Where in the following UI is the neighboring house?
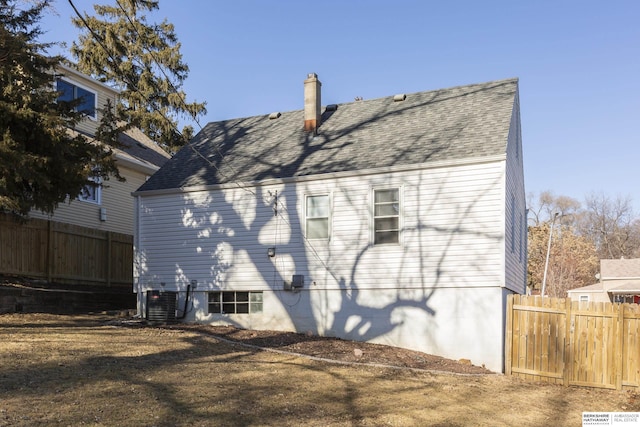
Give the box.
[0,65,171,312]
[28,64,171,235]
[568,259,640,304]
[133,74,527,372]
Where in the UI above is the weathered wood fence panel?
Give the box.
[0,213,132,287]
[505,294,640,391]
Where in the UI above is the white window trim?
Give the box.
[56,77,98,121]
[304,193,332,240]
[371,186,402,246]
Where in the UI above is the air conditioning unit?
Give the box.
[146,290,177,324]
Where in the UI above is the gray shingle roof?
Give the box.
[137,78,518,192]
[116,127,171,169]
[601,258,640,279]
[70,126,170,170]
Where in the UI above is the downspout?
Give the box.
[177,284,191,320]
[133,194,142,317]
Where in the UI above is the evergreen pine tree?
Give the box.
[71,0,206,154]
[0,0,120,217]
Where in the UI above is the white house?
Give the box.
[133,74,527,372]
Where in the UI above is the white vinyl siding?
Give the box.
[136,160,505,293]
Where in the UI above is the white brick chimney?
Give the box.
[304,73,321,132]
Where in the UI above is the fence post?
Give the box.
[505,294,514,375]
[563,298,572,387]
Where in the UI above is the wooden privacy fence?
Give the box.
[505,294,640,390]
[0,213,132,287]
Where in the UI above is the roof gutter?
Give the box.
[115,152,161,175]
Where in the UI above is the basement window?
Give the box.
[208,291,263,314]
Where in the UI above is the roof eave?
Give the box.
[56,63,120,95]
[608,289,640,294]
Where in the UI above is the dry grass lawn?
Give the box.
[0,313,638,427]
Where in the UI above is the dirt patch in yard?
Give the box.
[1,313,638,427]
[169,323,493,375]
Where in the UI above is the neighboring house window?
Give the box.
[613,294,633,304]
[373,188,400,245]
[56,78,97,119]
[208,291,263,314]
[579,295,589,302]
[305,195,329,239]
[78,176,101,204]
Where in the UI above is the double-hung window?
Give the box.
[56,78,97,119]
[306,195,330,239]
[373,188,400,244]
